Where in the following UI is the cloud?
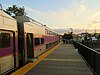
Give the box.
[76,4,87,16]
[25,6,71,28]
[25,5,88,29]
[24,0,100,34]
[2,0,100,34]
[54,28,100,34]
[91,10,100,19]
[53,28,88,34]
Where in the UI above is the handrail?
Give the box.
[73,41,100,75]
[75,41,100,54]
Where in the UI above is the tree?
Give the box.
[62,33,73,40]
[97,34,100,40]
[4,5,26,16]
[62,33,67,39]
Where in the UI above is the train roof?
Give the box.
[0,10,15,20]
[15,16,59,35]
[0,10,17,31]
[15,16,44,26]
[43,25,60,34]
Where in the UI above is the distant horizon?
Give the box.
[53,28,100,34]
[1,0,100,34]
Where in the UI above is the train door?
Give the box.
[0,30,15,74]
[27,33,34,59]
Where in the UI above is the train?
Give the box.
[0,10,60,74]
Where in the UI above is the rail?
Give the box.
[73,41,100,75]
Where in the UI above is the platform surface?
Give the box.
[25,44,93,75]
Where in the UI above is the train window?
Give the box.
[46,44,49,49]
[45,29,47,34]
[41,38,44,44]
[47,30,48,34]
[35,38,40,46]
[0,33,10,48]
[48,31,50,34]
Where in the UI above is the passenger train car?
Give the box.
[0,10,18,74]
[0,10,60,74]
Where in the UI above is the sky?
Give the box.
[1,0,100,34]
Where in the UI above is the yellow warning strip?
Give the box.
[11,43,61,75]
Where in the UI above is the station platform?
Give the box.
[11,43,93,75]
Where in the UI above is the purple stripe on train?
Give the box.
[0,37,14,57]
[43,36,59,43]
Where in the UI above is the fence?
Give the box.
[73,41,100,75]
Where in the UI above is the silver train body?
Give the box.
[0,10,60,74]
